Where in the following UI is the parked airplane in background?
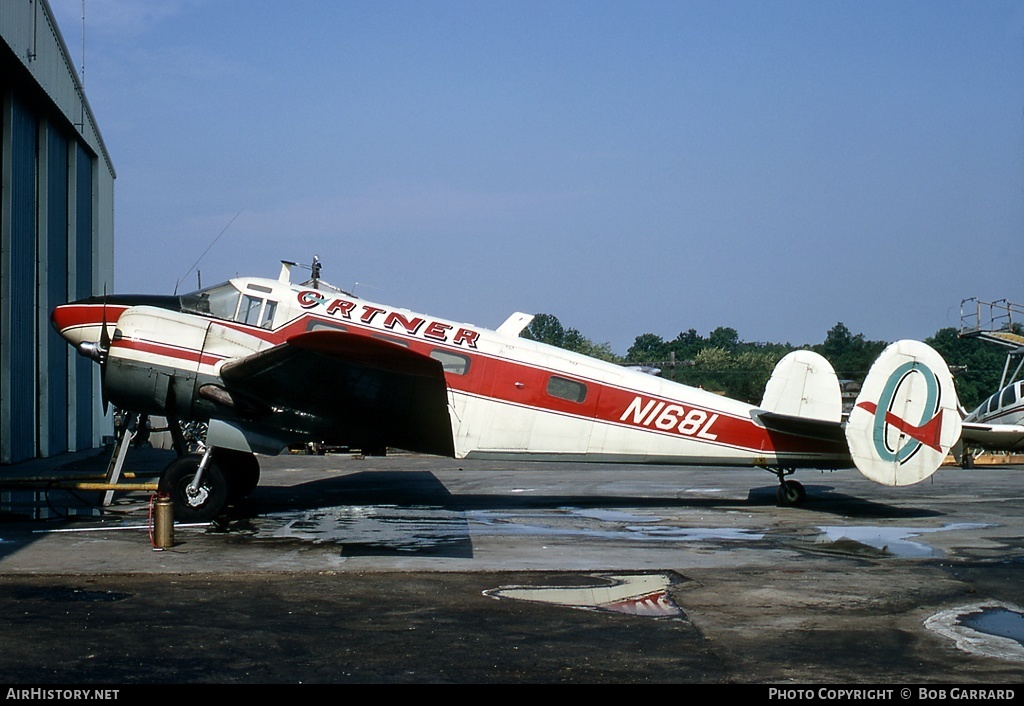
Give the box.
[960,381,1024,453]
[52,259,963,521]
[956,298,1024,458]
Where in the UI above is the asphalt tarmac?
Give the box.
[1,447,1023,686]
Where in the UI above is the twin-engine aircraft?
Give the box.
[960,381,1024,454]
[52,260,964,521]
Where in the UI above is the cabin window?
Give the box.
[547,375,587,403]
[1001,385,1017,409]
[373,334,409,348]
[307,319,348,333]
[430,349,470,376]
[239,295,265,326]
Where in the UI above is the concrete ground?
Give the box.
[0,447,1022,685]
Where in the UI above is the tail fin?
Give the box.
[761,349,842,422]
[845,340,962,486]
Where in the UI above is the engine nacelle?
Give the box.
[103,305,267,420]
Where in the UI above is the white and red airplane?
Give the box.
[51,259,963,521]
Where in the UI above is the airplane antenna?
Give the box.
[174,210,242,294]
[284,255,324,289]
[310,255,321,289]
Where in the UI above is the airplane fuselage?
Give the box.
[962,380,1024,452]
[52,274,852,469]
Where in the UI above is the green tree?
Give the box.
[925,327,1009,411]
[522,313,621,363]
[522,313,565,347]
[707,326,740,353]
[626,333,666,364]
[669,329,704,361]
[813,322,886,382]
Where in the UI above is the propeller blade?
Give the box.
[100,294,110,414]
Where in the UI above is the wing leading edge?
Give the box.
[960,422,1024,452]
[218,331,455,456]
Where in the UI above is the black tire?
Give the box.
[158,454,228,522]
[214,448,261,500]
[776,479,806,506]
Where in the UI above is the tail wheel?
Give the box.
[158,454,228,522]
[776,479,806,506]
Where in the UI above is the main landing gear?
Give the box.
[159,449,227,523]
[766,467,806,507]
[105,411,261,522]
[157,446,261,522]
[155,416,262,522]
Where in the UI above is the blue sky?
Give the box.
[48,0,1024,354]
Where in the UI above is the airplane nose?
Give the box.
[50,303,78,340]
[50,300,114,348]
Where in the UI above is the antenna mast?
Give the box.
[80,0,86,86]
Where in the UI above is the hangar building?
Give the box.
[0,1,114,464]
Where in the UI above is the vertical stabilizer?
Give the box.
[845,340,961,486]
[760,350,842,422]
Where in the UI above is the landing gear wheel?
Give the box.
[158,454,228,522]
[214,448,261,500]
[776,479,806,506]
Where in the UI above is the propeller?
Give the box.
[99,299,110,414]
[76,292,112,414]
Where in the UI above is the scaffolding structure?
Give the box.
[960,298,1024,390]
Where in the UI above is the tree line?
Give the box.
[521,313,1014,411]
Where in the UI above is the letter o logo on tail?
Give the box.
[846,341,962,486]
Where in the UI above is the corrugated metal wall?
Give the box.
[46,125,69,453]
[73,141,93,450]
[1,0,115,464]
[7,96,37,462]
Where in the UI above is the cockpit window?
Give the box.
[260,300,277,329]
[180,283,277,329]
[237,294,278,328]
[239,294,264,326]
[180,283,240,320]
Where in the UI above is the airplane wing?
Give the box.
[217,331,455,456]
[959,422,1024,452]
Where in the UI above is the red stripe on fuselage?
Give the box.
[111,338,226,368]
[99,307,845,458]
[254,312,845,456]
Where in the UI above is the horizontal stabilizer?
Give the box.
[757,411,847,444]
[845,340,961,486]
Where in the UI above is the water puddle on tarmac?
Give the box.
[263,505,470,554]
[926,602,1024,662]
[812,523,991,558]
[254,505,763,553]
[484,572,683,617]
